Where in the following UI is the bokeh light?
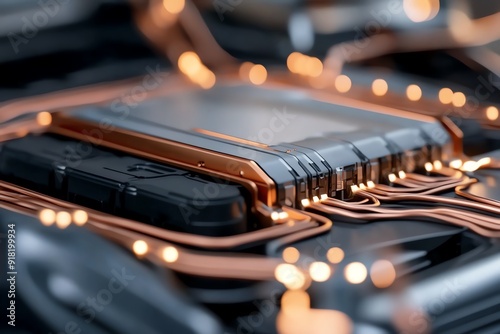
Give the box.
[178,51,201,76]
[449,159,463,169]
[438,87,453,104]
[370,260,397,288]
[305,57,323,77]
[404,0,440,23]
[326,247,345,264]
[452,92,466,107]
[39,209,56,226]
[334,75,352,93]
[36,111,52,126]
[281,289,310,316]
[275,263,307,290]
[72,210,88,226]
[55,211,72,229]
[344,262,367,284]
[133,240,149,256]
[283,247,300,264]
[248,64,268,85]
[162,246,179,263]
[372,79,388,96]
[163,0,185,14]
[277,308,353,334]
[309,262,332,282]
[406,84,422,101]
[486,106,499,121]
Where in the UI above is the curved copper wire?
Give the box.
[311,202,500,238]
[0,180,333,279]
[358,190,500,215]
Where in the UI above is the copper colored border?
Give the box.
[49,112,278,207]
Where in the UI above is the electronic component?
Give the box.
[48,82,451,208]
[0,134,249,236]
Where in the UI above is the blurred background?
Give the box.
[1,0,499,154]
[0,0,499,96]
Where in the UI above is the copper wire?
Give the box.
[404,172,456,183]
[455,184,500,208]
[310,167,499,239]
[89,221,280,280]
[358,190,500,215]
[0,198,280,280]
[0,181,335,281]
[322,194,380,208]
[374,178,471,195]
[393,177,463,189]
[0,180,323,250]
[0,180,334,266]
[266,208,332,254]
[311,202,500,238]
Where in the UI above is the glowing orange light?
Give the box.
[288,52,324,78]
[461,160,479,172]
[275,264,306,290]
[335,75,351,93]
[287,52,302,74]
[406,84,422,101]
[133,240,148,256]
[438,88,453,104]
[178,51,201,76]
[309,262,331,282]
[239,62,254,81]
[370,260,396,288]
[449,159,463,169]
[280,290,310,316]
[403,0,440,23]
[278,212,288,220]
[478,157,491,168]
[277,308,353,334]
[275,263,296,281]
[326,247,345,264]
[295,54,309,76]
[452,92,466,107]
[163,0,185,14]
[283,247,300,264]
[486,106,499,121]
[305,57,323,78]
[39,209,56,226]
[198,69,216,90]
[388,174,397,182]
[162,246,179,263]
[72,210,88,226]
[344,262,367,284]
[55,211,71,229]
[150,0,177,28]
[36,111,52,126]
[248,64,267,85]
[372,79,388,96]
